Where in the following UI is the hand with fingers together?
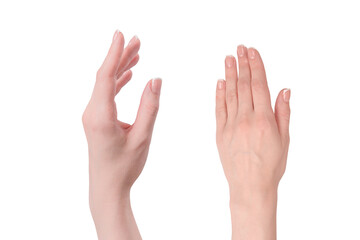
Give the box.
[82,30,162,240]
[216,45,291,240]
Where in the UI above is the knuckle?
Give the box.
[251,79,266,91]
[96,69,103,79]
[216,93,224,100]
[144,102,159,116]
[82,108,91,127]
[88,120,112,133]
[226,91,238,102]
[285,134,290,144]
[237,115,251,129]
[96,68,113,80]
[82,110,112,133]
[255,112,272,130]
[82,112,88,126]
[238,79,250,89]
[216,104,227,115]
[276,108,291,121]
[216,95,224,104]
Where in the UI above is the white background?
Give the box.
[0,0,359,239]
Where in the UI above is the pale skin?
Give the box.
[82,30,162,240]
[83,30,291,240]
[216,45,291,239]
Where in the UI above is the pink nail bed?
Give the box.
[225,56,234,67]
[248,48,256,60]
[113,29,119,42]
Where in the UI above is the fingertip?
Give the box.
[225,55,236,68]
[150,78,162,95]
[133,54,140,63]
[217,79,225,90]
[282,88,291,103]
[237,44,246,57]
[115,69,134,95]
[129,35,141,48]
[275,88,291,144]
[124,69,132,78]
[216,78,227,128]
[134,35,141,46]
[248,47,257,60]
[276,88,291,107]
[113,30,124,43]
[113,29,119,42]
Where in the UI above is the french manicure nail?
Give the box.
[129,35,139,45]
[217,80,224,90]
[238,45,245,57]
[248,48,256,60]
[283,88,291,102]
[151,78,162,94]
[113,29,120,42]
[225,56,234,67]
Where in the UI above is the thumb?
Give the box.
[275,88,291,144]
[132,78,162,139]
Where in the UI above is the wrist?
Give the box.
[229,186,278,240]
[90,194,139,240]
[229,184,278,209]
[89,184,131,213]
[89,162,133,209]
[88,179,141,240]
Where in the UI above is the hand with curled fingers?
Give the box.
[82,30,162,240]
[216,45,291,240]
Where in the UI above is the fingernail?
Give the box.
[113,29,120,42]
[283,88,291,102]
[238,45,245,57]
[151,78,162,94]
[225,56,234,67]
[248,48,256,60]
[129,35,139,45]
[217,80,224,90]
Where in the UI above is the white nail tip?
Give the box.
[283,88,291,101]
[113,30,120,41]
[130,35,139,44]
[151,78,161,87]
